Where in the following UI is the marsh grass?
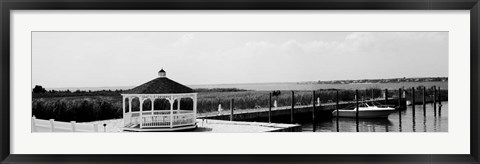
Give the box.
[32,87,447,122]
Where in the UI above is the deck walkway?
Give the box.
[198,98,403,120]
[33,118,301,132]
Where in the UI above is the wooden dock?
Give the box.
[195,119,301,132]
[198,98,404,121]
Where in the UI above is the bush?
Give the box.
[32,96,122,122]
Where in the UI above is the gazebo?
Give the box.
[122,69,197,132]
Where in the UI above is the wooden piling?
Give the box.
[398,114,402,132]
[269,92,272,123]
[438,87,441,104]
[423,86,426,116]
[384,89,388,105]
[336,90,339,132]
[398,88,402,109]
[412,87,416,132]
[398,102,402,132]
[291,91,294,123]
[412,87,415,116]
[397,89,402,128]
[312,91,316,120]
[355,89,359,132]
[312,91,316,132]
[230,98,234,121]
[438,87,442,116]
[433,86,437,116]
[371,89,374,100]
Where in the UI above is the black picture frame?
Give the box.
[1,0,479,163]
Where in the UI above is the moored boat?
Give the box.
[332,102,396,118]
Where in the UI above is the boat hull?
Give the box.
[332,109,395,118]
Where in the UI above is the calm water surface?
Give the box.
[303,102,448,132]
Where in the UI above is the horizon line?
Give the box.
[39,76,448,90]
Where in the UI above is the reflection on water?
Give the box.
[303,102,448,132]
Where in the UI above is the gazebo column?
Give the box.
[177,99,181,111]
[128,97,132,126]
[122,96,126,125]
[193,94,197,123]
[140,97,144,128]
[128,98,132,114]
[151,98,155,114]
[170,98,175,128]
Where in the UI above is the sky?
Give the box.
[32,32,448,88]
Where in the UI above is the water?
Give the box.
[191,81,447,91]
[51,81,447,92]
[303,102,448,132]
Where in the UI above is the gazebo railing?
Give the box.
[141,114,171,127]
[124,110,195,128]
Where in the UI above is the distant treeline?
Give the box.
[32,86,447,122]
[311,77,448,84]
[33,89,124,98]
[193,88,249,92]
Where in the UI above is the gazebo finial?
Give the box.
[158,68,166,78]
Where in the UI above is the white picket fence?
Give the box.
[31,116,100,132]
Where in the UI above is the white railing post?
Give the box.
[31,116,37,132]
[49,119,55,132]
[94,123,99,132]
[70,121,76,132]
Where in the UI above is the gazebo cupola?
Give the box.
[121,69,197,132]
[158,68,166,78]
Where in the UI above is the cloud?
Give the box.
[169,33,195,47]
[173,32,447,60]
[341,32,447,51]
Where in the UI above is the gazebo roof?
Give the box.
[124,77,194,94]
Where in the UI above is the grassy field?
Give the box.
[32,87,447,122]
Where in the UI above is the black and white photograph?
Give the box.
[31,31,448,133]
